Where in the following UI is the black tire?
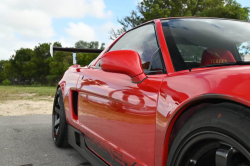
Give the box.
[167,103,250,166]
[52,87,69,148]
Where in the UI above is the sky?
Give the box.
[0,0,249,60]
[0,0,141,60]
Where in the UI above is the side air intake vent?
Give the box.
[72,91,78,117]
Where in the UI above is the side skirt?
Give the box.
[68,124,108,166]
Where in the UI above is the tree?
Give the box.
[4,48,34,81]
[53,41,62,47]
[49,51,72,76]
[3,61,15,80]
[32,43,51,78]
[110,0,250,39]
[0,60,7,83]
[100,43,105,50]
[48,42,72,75]
[75,40,104,66]
[77,52,99,67]
[0,40,105,85]
[0,60,7,72]
[75,40,105,49]
[22,61,37,80]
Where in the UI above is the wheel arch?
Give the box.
[163,93,250,164]
[57,81,66,98]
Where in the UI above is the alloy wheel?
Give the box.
[173,131,250,166]
[52,93,61,142]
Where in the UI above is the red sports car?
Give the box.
[52,18,250,166]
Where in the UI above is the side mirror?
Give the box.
[101,50,147,83]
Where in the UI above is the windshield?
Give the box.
[161,19,250,71]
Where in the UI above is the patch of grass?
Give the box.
[0,86,57,101]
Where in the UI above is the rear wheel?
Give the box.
[167,103,250,166]
[52,87,69,147]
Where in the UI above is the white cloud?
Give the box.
[0,35,47,60]
[61,21,122,48]
[0,4,55,40]
[0,0,113,60]
[0,2,55,59]
[1,0,113,19]
[98,21,122,45]
[64,22,98,46]
[101,22,122,33]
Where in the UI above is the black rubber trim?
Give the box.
[153,23,167,74]
[68,125,108,166]
[161,21,188,71]
[132,76,148,84]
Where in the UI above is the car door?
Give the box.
[77,24,166,166]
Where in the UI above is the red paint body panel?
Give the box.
[76,68,165,165]
[59,67,82,123]
[57,18,250,166]
[155,66,250,165]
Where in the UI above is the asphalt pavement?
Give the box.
[0,115,92,166]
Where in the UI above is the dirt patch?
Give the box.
[0,99,54,116]
[16,93,37,97]
[0,86,56,116]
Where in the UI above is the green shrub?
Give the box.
[2,79,11,85]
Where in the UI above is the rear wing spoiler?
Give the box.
[50,45,103,64]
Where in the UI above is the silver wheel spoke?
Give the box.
[56,127,59,135]
[54,115,57,122]
[54,118,60,127]
[216,145,234,166]
[55,106,60,115]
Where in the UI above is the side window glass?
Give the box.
[110,24,161,71]
[149,49,164,71]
